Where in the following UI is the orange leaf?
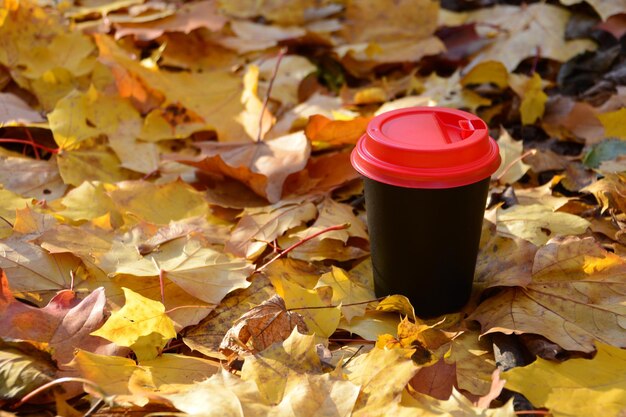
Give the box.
[304,114,371,145]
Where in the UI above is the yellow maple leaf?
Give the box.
[107,180,209,226]
[269,274,341,338]
[598,108,626,139]
[461,61,509,89]
[516,73,549,125]
[345,346,419,412]
[0,189,31,239]
[504,342,626,417]
[91,287,176,361]
[315,266,375,323]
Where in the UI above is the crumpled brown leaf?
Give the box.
[470,236,626,352]
[220,295,307,355]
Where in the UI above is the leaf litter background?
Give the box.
[0,0,625,415]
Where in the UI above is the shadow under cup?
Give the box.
[351,106,501,318]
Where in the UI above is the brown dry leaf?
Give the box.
[470,236,626,352]
[183,274,276,358]
[0,272,114,365]
[340,0,439,43]
[304,114,371,146]
[409,359,456,401]
[466,4,596,71]
[0,93,45,124]
[220,295,307,355]
[0,156,66,200]
[475,220,537,290]
[181,132,311,203]
[583,173,626,214]
[158,32,240,72]
[542,96,604,144]
[114,0,227,41]
[226,199,318,259]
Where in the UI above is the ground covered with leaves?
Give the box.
[0,0,625,415]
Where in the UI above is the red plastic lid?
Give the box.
[351,107,501,188]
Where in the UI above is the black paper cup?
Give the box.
[351,107,500,317]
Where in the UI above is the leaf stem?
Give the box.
[494,149,537,183]
[0,138,59,154]
[164,305,213,314]
[256,47,287,143]
[287,297,384,311]
[23,128,40,160]
[12,377,109,408]
[255,223,349,272]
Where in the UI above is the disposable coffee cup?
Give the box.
[351,107,501,318]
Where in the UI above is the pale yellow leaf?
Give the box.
[466,4,596,71]
[491,129,531,184]
[241,329,321,404]
[497,204,590,245]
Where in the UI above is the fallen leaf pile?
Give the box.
[1,0,625,415]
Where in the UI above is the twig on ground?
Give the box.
[256,47,287,143]
[255,223,349,273]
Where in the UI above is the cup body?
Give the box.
[364,176,490,317]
